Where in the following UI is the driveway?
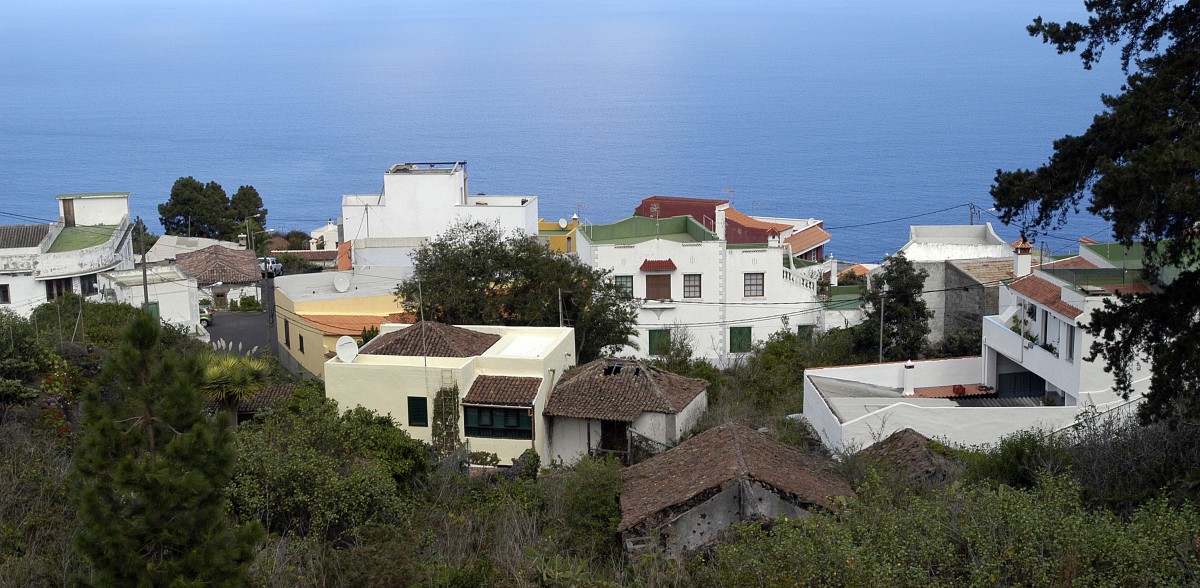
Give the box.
[206,310,270,356]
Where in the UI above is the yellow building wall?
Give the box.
[275,290,410,379]
[323,327,576,465]
[538,219,581,253]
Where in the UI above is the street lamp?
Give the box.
[877,282,889,363]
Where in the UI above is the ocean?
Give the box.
[0,0,1126,262]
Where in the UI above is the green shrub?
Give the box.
[237,296,263,312]
[229,299,240,311]
[962,429,1073,488]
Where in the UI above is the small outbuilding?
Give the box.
[619,423,852,557]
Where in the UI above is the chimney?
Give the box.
[902,359,915,396]
[715,203,729,240]
[1013,238,1033,277]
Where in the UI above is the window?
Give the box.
[143,301,160,320]
[284,319,291,349]
[45,278,72,301]
[743,273,764,297]
[730,326,752,353]
[1066,325,1076,361]
[408,397,429,427]
[0,284,9,304]
[464,406,531,439]
[648,329,671,356]
[299,335,305,353]
[1041,309,1049,343]
[645,275,671,300]
[613,275,633,296]
[79,273,98,296]
[683,274,702,298]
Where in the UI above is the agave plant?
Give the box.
[201,353,273,427]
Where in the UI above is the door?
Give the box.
[62,198,75,227]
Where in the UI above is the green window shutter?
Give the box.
[407,397,429,427]
[649,329,670,356]
[730,327,752,353]
[142,301,160,320]
[464,407,479,427]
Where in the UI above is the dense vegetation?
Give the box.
[2,298,1199,585]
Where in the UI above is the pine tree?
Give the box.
[854,252,932,362]
[73,313,262,586]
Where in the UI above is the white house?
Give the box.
[569,196,830,365]
[324,321,576,467]
[341,162,539,269]
[100,265,203,335]
[804,239,1153,452]
[309,220,339,251]
[0,193,134,316]
[542,357,708,465]
[174,245,261,309]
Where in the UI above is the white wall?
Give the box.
[104,272,200,330]
[548,416,600,465]
[0,274,44,317]
[62,195,128,225]
[674,390,707,438]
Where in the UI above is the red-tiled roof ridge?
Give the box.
[358,321,501,357]
[724,207,793,233]
[298,313,415,336]
[544,357,707,422]
[1036,256,1097,271]
[618,423,852,532]
[785,223,832,254]
[639,259,676,272]
[1007,273,1083,319]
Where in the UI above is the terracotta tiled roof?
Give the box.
[724,208,792,233]
[1008,274,1083,319]
[1104,283,1152,295]
[911,383,991,398]
[543,358,707,422]
[463,375,542,406]
[839,264,871,278]
[176,245,260,286]
[298,313,415,336]
[639,259,677,272]
[951,259,1014,285]
[1037,256,1098,271]
[358,321,501,357]
[1012,237,1034,252]
[0,224,50,249]
[337,241,352,271]
[855,428,958,484]
[785,224,832,255]
[619,423,853,532]
[206,383,298,414]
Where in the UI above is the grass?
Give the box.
[47,225,117,253]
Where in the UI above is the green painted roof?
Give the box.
[1082,242,1145,269]
[580,215,719,245]
[47,225,117,252]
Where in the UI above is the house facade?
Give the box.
[272,267,412,378]
[99,265,202,334]
[619,423,852,557]
[324,322,576,466]
[541,357,708,465]
[0,193,134,316]
[567,196,830,365]
[175,245,261,309]
[804,240,1153,452]
[340,162,539,269]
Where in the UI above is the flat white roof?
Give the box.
[274,266,410,303]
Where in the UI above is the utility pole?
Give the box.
[139,216,150,310]
[877,283,888,363]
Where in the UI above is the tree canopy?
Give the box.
[396,220,639,363]
[73,313,262,586]
[853,252,932,363]
[991,0,1200,423]
[158,177,268,241]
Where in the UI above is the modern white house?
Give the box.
[804,239,1153,452]
[566,196,830,365]
[340,162,539,270]
[100,265,203,336]
[324,321,576,466]
[0,193,134,316]
[542,357,708,465]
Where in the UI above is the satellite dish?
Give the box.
[335,336,359,363]
[333,273,351,293]
[558,218,568,229]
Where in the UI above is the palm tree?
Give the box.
[201,353,273,427]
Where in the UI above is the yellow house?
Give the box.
[324,321,576,466]
[537,217,582,253]
[272,267,413,378]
